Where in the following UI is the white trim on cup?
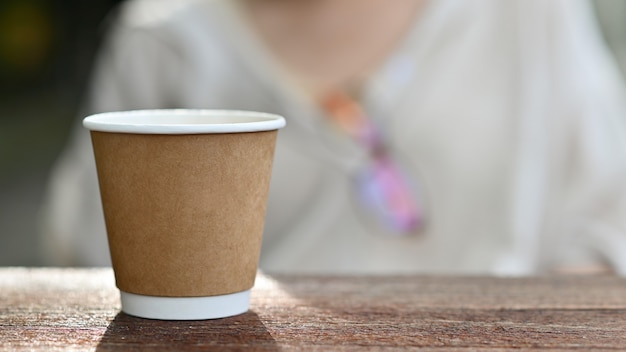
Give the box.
[120,289,251,320]
[83,109,286,134]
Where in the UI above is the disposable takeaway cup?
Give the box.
[83,109,285,320]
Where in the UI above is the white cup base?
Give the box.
[120,289,251,320]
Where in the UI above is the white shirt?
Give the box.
[41,0,626,275]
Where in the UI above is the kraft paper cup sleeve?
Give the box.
[85,110,284,299]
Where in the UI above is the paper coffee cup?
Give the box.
[83,109,285,320]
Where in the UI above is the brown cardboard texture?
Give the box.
[90,130,278,297]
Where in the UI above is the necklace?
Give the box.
[321,91,425,235]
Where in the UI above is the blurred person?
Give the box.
[40,0,626,275]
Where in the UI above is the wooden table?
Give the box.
[1,268,625,351]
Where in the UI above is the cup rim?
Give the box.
[83,109,286,134]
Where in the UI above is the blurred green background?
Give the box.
[0,0,123,265]
[0,0,625,266]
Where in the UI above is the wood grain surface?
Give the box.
[1,268,625,351]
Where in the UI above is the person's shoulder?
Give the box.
[115,0,216,31]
